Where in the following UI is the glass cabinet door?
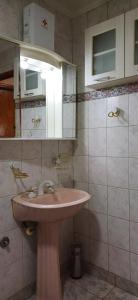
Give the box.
[125,8,138,77]
[85,14,124,86]
[25,69,38,91]
[93,29,116,75]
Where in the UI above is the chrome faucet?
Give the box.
[38,180,55,195]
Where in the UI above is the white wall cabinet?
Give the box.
[125,8,138,77]
[20,68,45,99]
[85,15,124,86]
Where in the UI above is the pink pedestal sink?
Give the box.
[12,188,90,300]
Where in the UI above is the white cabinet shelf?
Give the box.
[93,48,116,57]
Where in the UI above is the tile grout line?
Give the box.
[106,98,110,275]
[88,100,92,260]
[128,94,131,282]
[102,286,115,299]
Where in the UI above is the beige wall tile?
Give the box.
[90,212,108,243]
[107,0,130,18]
[89,184,107,214]
[108,216,129,251]
[130,222,138,255]
[74,155,88,182]
[130,0,138,9]
[91,240,108,270]
[0,228,22,269]
[0,260,23,299]
[109,246,130,280]
[89,157,107,185]
[131,253,138,283]
[74,129,89,156]
[89,128,106,157]
[87,4,108,27]
[107,157,128,188]
[108,187,129,220]
[130,190,138,222]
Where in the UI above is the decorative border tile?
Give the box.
[15,95,76,110]
[15,103,20,109]
[63,94,76,103]
[15,99,46,109]
[77,82,138,102]
[21,99,46,109]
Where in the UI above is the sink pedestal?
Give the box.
[37,222,62,300]
[12,188,90,299]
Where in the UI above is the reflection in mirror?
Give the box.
[20,56,62,139]
[20,56,76,139]
[0,39,20,137]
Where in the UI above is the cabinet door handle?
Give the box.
[24,93,34,96]
[94,76,115,82]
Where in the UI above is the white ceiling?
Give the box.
[44,0,108,17]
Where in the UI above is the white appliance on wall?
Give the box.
[23,3,55,51]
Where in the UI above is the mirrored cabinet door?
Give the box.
[85,14,124,86]
[19,56,77,139]
[93,29,116,75]
[125,8,138,77]
[0,36,76,140]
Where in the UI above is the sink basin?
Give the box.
[12,188,90,223]
[12,188,90,300]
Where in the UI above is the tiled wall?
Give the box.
[73,0,138,287]
[0,1,74,299]
[74,92,138,283]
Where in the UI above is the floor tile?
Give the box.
[104,287,138,300]
[64,280,100,299]
[71,274,113,298]
[27,278,138,300]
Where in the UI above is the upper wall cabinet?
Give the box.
[85,15,124,86]
[125,8,138,77]
[20,65,46,99]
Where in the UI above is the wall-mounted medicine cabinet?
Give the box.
[0,35,76,140]
[85,8,138,87]
[85,15,124,86]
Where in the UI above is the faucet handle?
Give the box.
[46,180,55,187]
[38,180,55,195]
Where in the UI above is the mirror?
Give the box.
[0,39,20,138]
[0,36,76,139]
